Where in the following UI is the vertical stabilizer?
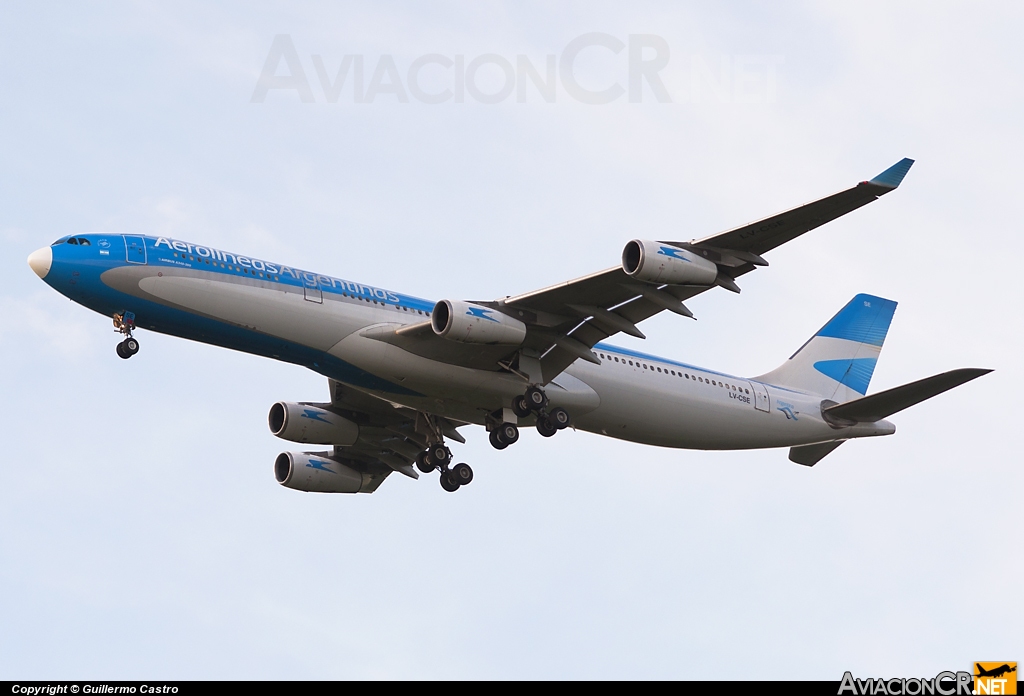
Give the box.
[756,294,897,402]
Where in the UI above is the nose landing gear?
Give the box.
[115,337,140,359]
[113,312,140,359]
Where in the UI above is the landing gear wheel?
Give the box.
[536,416,558,438]
[497,422,519,445]
[428,444,451,465]
[450,463,473,486]
[416,450,436,473]
[512,395,532,418]
[115,342,129,360]
[123,337,139,355]
[439,474,461,492]
[422,450,437,470]
[489,429,509,450]
[524,386,548,411]
[549,407,571,430]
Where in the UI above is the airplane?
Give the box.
[975,664,1017,679]
[26,157,991,494]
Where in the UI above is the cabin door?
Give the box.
[303,276,323,303]
[123,236,147,265]
[750,382,770,413]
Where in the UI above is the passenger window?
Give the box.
[67,238,79,245]
[77,238,91,246]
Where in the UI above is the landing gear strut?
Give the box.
[113,312,140,359]
[415,415,474,493]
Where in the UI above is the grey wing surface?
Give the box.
[317,380,468,487]
[363,159,914,384]
[498,158,915,381]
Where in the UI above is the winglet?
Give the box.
[868,158,915,189]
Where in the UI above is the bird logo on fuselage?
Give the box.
[776,401,799,420]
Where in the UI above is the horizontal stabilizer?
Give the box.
[789,440,845,467]
[824,368,991,423]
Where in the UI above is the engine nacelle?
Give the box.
[268,402,359,445]
[621,239,719,286]
[431,300,527,345]
[274,451,366,493]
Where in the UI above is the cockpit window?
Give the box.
[51,237,68,245]
[76,238,91,246]
[67,238,79,245]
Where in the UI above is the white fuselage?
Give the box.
[39,235,894,452]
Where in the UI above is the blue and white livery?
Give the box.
[26,158,990,493]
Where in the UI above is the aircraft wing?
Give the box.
[366,159,914,384]
[495,158,916,381]
[318,380,468,486]
[677,158,915,259]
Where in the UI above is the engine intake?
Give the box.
[622,240,718,286]
[274,451,366,493]
[268,402,359,445]
[431,300,527,345]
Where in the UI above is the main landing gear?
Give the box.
[489,386,571,449]
[414,436,474,493]
[113,312,140,360]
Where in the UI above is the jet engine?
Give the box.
[621,239,719,286]
[268,402,359,445]
[274,451,365,493]
[431,300,527,345]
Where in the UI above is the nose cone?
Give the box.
[28,246,52,279]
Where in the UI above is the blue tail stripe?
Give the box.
[815,294,897,347]
[813,358,878,395]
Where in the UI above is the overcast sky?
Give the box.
[1,1,1020,680]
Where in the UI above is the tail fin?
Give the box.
[756,294,898,402]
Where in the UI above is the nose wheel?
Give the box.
[116,338,140,360]
[113,312,140,359]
